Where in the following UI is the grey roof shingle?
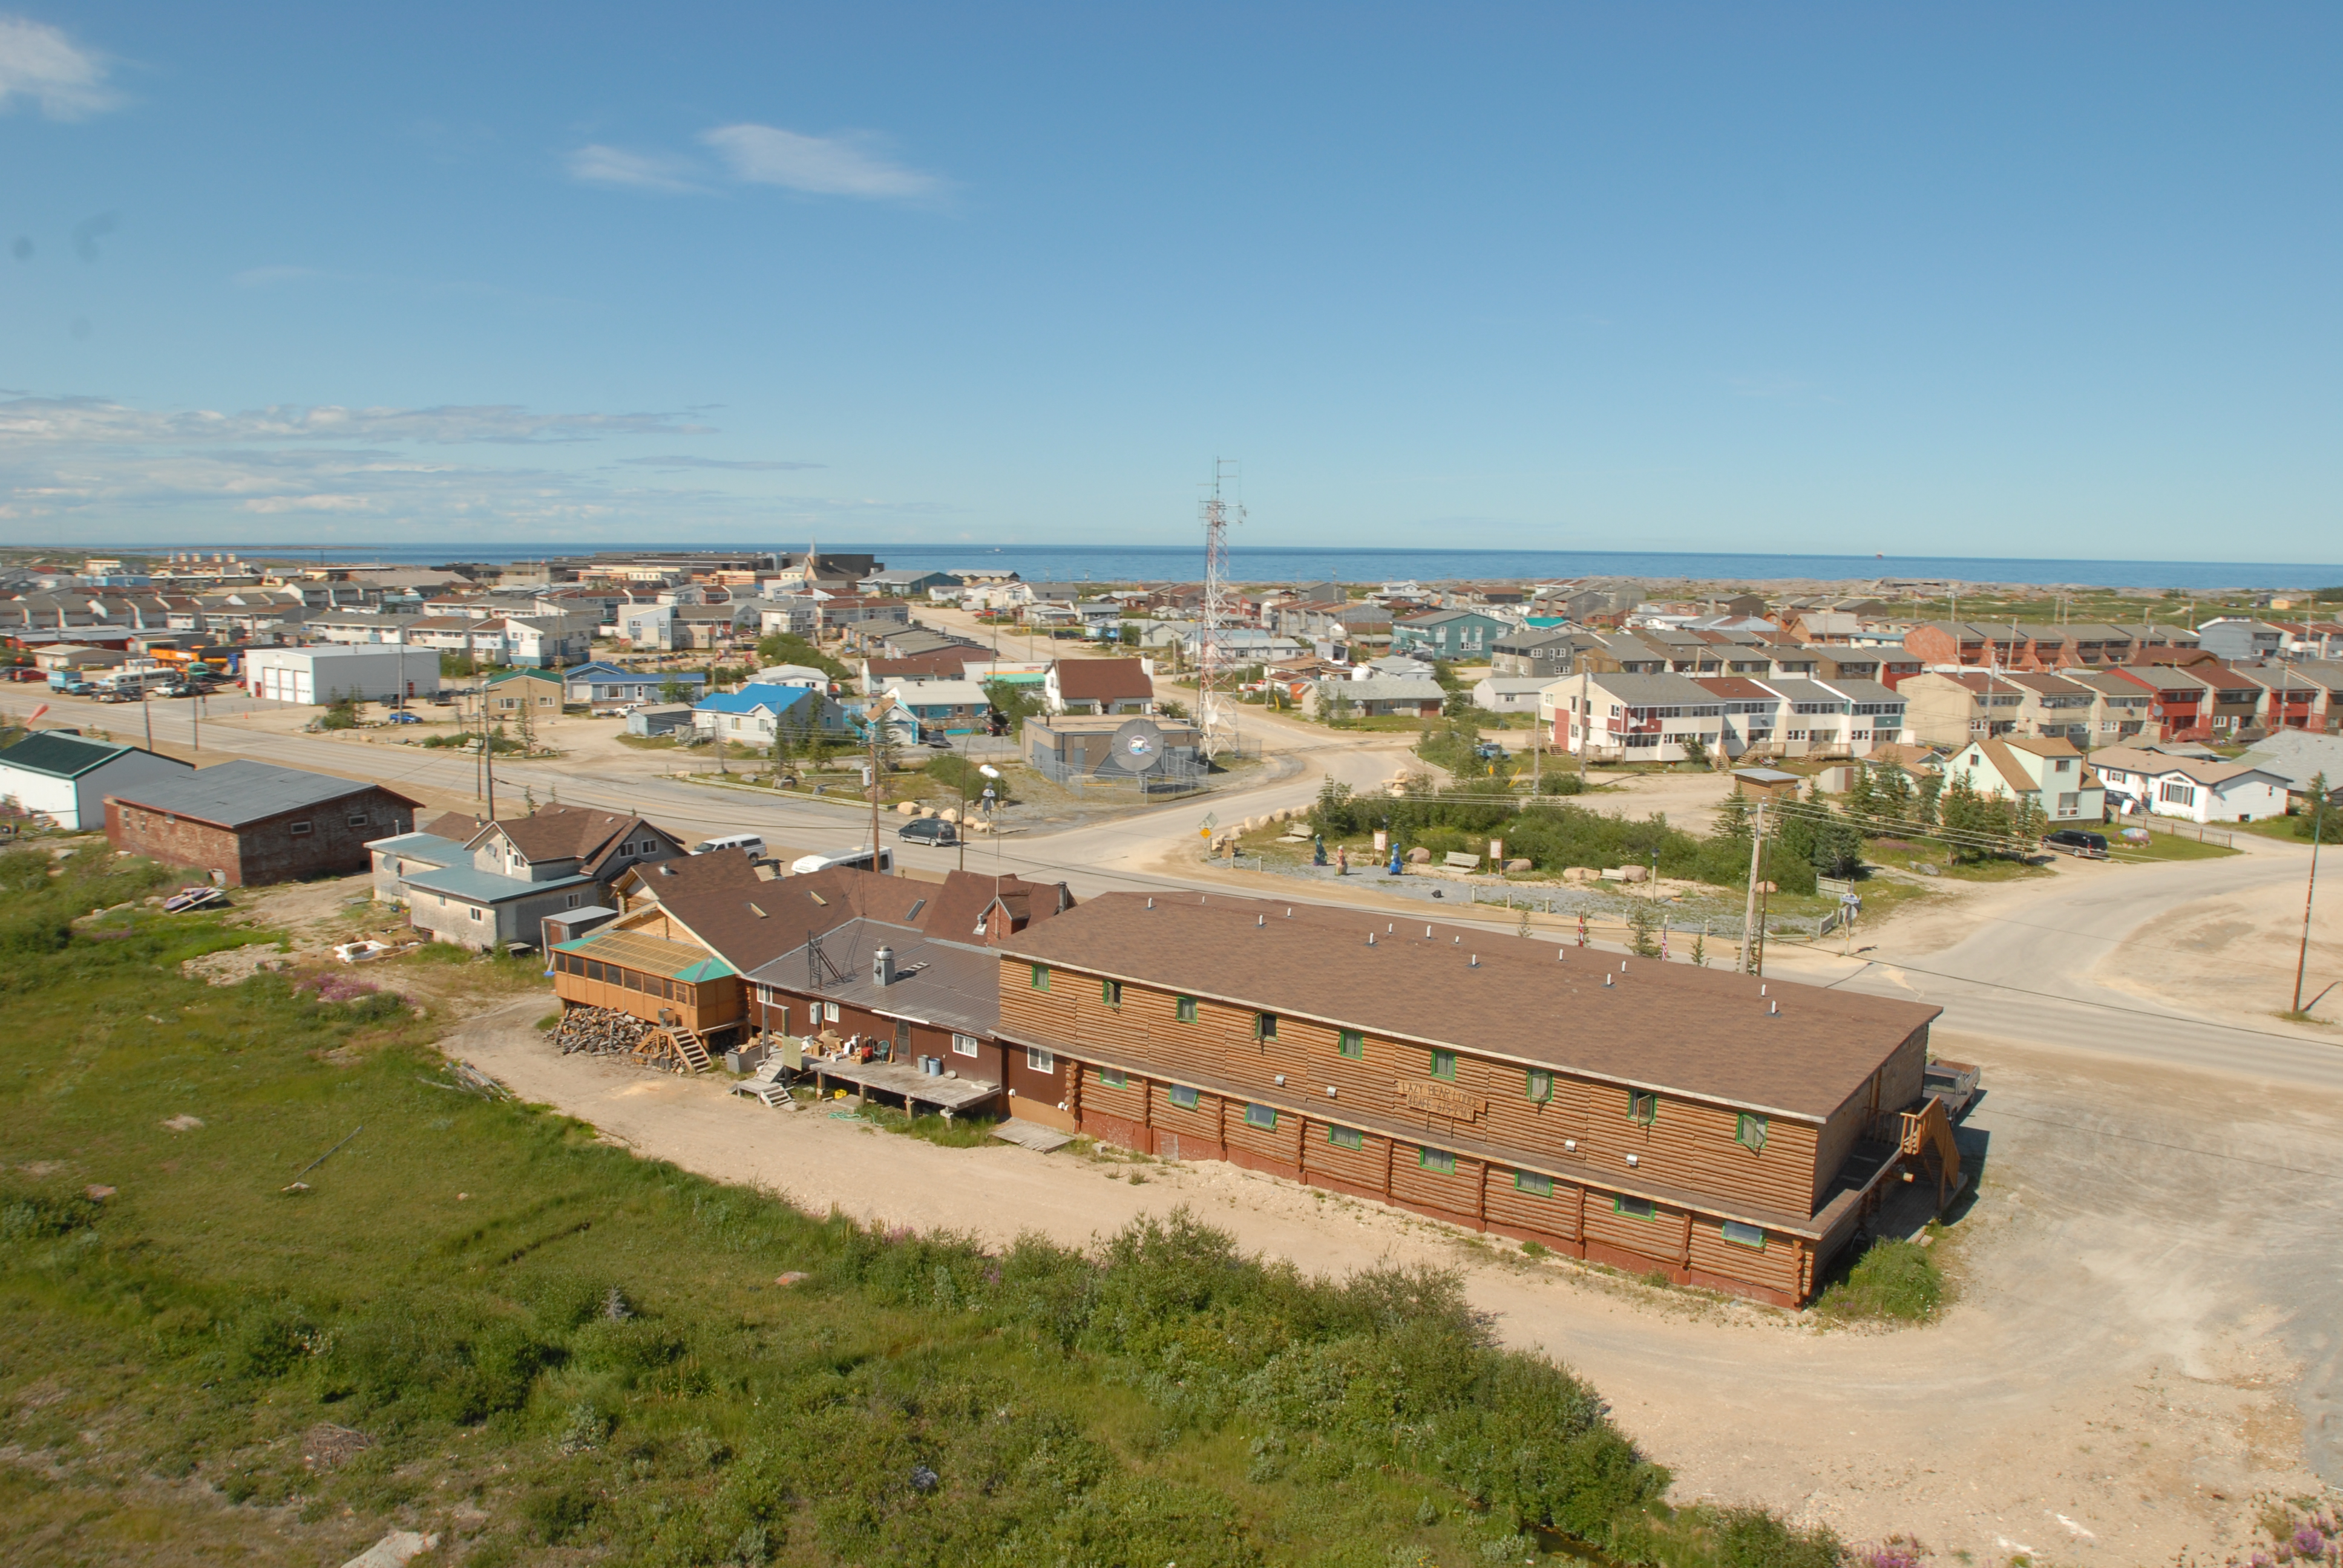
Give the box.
[102,759,414,828]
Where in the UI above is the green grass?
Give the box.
[1,841,1864,1567]
[2111,830,2243,862]
[1812,1237,1944,1324]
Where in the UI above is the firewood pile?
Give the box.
[555,1005,652,1057]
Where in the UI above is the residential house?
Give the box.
[2192,618,2289,663]
[483,668,565,722]
[106,760,418,886]
[1489,626,1588,678]
[1469,676,1556,714]
[1543,671,1719,762]
[0,732,194,830]
[752,596,824,640]
[994,892,1948,1307]
[1944,736,2105,825]
[625,704,697,738]
[888,679,992,737]
[1025,714,1204,780]
[388,805,686,950]
[2232,732,2343,812]
[305,610,418,645]
[821,596,914,635]
[2269,621,2343,662]
[692,683,836,747]
[1392,607,1510,660]
[562,662,708,709]
[1896,670,2102,748]
[1305,676,1444,720]
[1044,658,1155,716]
[2088,747,2290,825]
[2229,664,2327,734]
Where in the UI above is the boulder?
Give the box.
[1562,867,1598,883]
[938,807,960,823]
[896,801,920,815]
[1405,846,1432,864]
[1504,858,1533,874]
[1619,864,1650,883]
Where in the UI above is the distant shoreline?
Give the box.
[30,541,2342,593]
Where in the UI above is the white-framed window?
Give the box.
[347,812,369,828]
[1026,1046,1055,1074]
[566,893,582,907]
[2159,780,2195,806]
[468,907,482,921]
[289,820,313,835]
[824,1001,840,1023]
[952,1033,979,1057]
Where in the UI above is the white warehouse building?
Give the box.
[243,645,442,705]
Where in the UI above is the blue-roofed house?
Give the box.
[563,662,707,710]
[691,682,842,747]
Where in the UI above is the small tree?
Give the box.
[659,676,692,704]
[1626,898,1662,958]
[318,690,360,731]
[1679,735,1709,771]
[2298,772,2337,841]
[1716,788,1753,840]
[1844,761,1877,821]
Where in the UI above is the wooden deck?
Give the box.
[807,1057,1003,1119]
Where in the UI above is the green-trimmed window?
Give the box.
[1101,978,1122,1007]
[1029,964,1050,991]
[1098,1066,1127,1088]
[1525,1070,1553,1103]
[1720,1220,1766,1250]
[1337,1030,1364,1060]
[1175,996,1198,1023]
[1429,1049,1457,1081]
[1514,1170,1553,1197]
[1167,1085,1201,1111]
[1328,1125,1365,1151]
[1627,1090,1657,1125]
[1614,1195,1657,1220]
[1244,1104,1277,1130]
[1254,1011,1278,1040]
[1735,1112,1768,1151]
[1418,1148,1457,1174]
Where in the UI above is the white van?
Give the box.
[692,833,766,859]
[788,845,894,876]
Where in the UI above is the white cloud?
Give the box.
[616,454,824,471]
[700,124,940,200]
[0,15,117,119]
[566,143,710,195]
[0,391,949,540]
[0,395,713,446]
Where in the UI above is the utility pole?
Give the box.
[1737,797,1768,974]
[868,702,884,872]
[483,705,499,821]
[143,691,152,751]
[1576,667,1590,783]
[2295,803,2324,1016]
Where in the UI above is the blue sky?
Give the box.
[1,3,2336,560]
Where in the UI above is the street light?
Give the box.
[977,764,1003,883]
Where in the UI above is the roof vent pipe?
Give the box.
[1604,973,1613,987]
[1257,914,1265,927]
[1760,984,1767,996]
[1366,932,1376,946]
[1147,897,1153,909]
[872,945,896,987]
[1469,955,1479,967]
[1769,999,1779,1016]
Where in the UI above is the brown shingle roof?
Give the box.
[1052,658,1153,701]
[998,892,1939,1122]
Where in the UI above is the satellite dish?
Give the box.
[1107,717,1167,773]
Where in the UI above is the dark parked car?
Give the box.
[897,817,959,846]
[2042,829,2109,859]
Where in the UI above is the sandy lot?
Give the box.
[445,993,2340,1566]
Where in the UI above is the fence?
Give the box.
[2126,815,2235,848]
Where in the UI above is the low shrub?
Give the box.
[1814,1238,1943,1323]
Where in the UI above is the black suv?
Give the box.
[897,817,959,846]
[2041,829,2109,858]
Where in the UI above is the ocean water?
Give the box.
[226,543,2337,593]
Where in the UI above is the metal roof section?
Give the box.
[102,759,404,827]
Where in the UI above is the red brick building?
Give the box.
[105,760,419,886]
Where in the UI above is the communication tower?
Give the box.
[1195,459,1242,758]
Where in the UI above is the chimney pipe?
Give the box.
[873,944,896,987]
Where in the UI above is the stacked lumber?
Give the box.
[555,1006,652,1058]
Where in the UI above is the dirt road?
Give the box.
[447,995,2339,1566]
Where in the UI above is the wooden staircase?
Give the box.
[1899,1096,1964,1209]
[636,1025,712,1075]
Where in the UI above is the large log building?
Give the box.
[994,892,1948,1307]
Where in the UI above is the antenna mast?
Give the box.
[1197,458,1242,759]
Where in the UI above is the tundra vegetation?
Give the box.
[7,843,1878,1566]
